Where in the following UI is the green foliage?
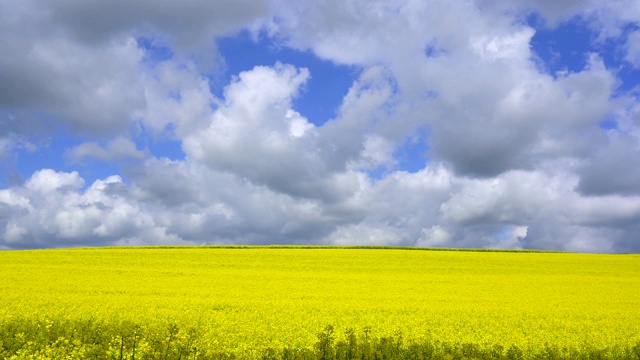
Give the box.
[2,319,639,359]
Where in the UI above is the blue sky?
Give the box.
[2,0,640,252]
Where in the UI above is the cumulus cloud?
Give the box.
[0,169,184,247]
[182,63,329,200]
[577,131,640,196]
[66,136,148,163]
[0,16,145,134]
[2,0,640,253]
[625,30,640,68]
[46,0,269,63]
[181,62,401,202]
[432,55,614,177]
[0,0,269,137]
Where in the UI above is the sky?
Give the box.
[1,0,640,252]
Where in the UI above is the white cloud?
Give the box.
[44,0,270,64]
[0,188,31,210]
[470,28,536,62]
[416,226,453,247]
[2,0,640,253]
[1,24,145,134]
[477,0,592,26]
[349,135,396,170]
[3,154,640,252]
[0,169,195,247]
[182,63,327,197]
[66,136,148,163]
[140,61,216,138]
[0,0,270,139]
[125,157,348,244]
[577,131,640,196]
[25,169,84,194]
[625,31,640,68]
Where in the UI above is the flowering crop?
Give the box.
[1,246,639,359]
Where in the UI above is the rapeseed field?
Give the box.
[1,246,639,359]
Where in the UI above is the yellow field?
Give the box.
[1,246,639,359]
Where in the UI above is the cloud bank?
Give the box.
[2,0,640,252]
